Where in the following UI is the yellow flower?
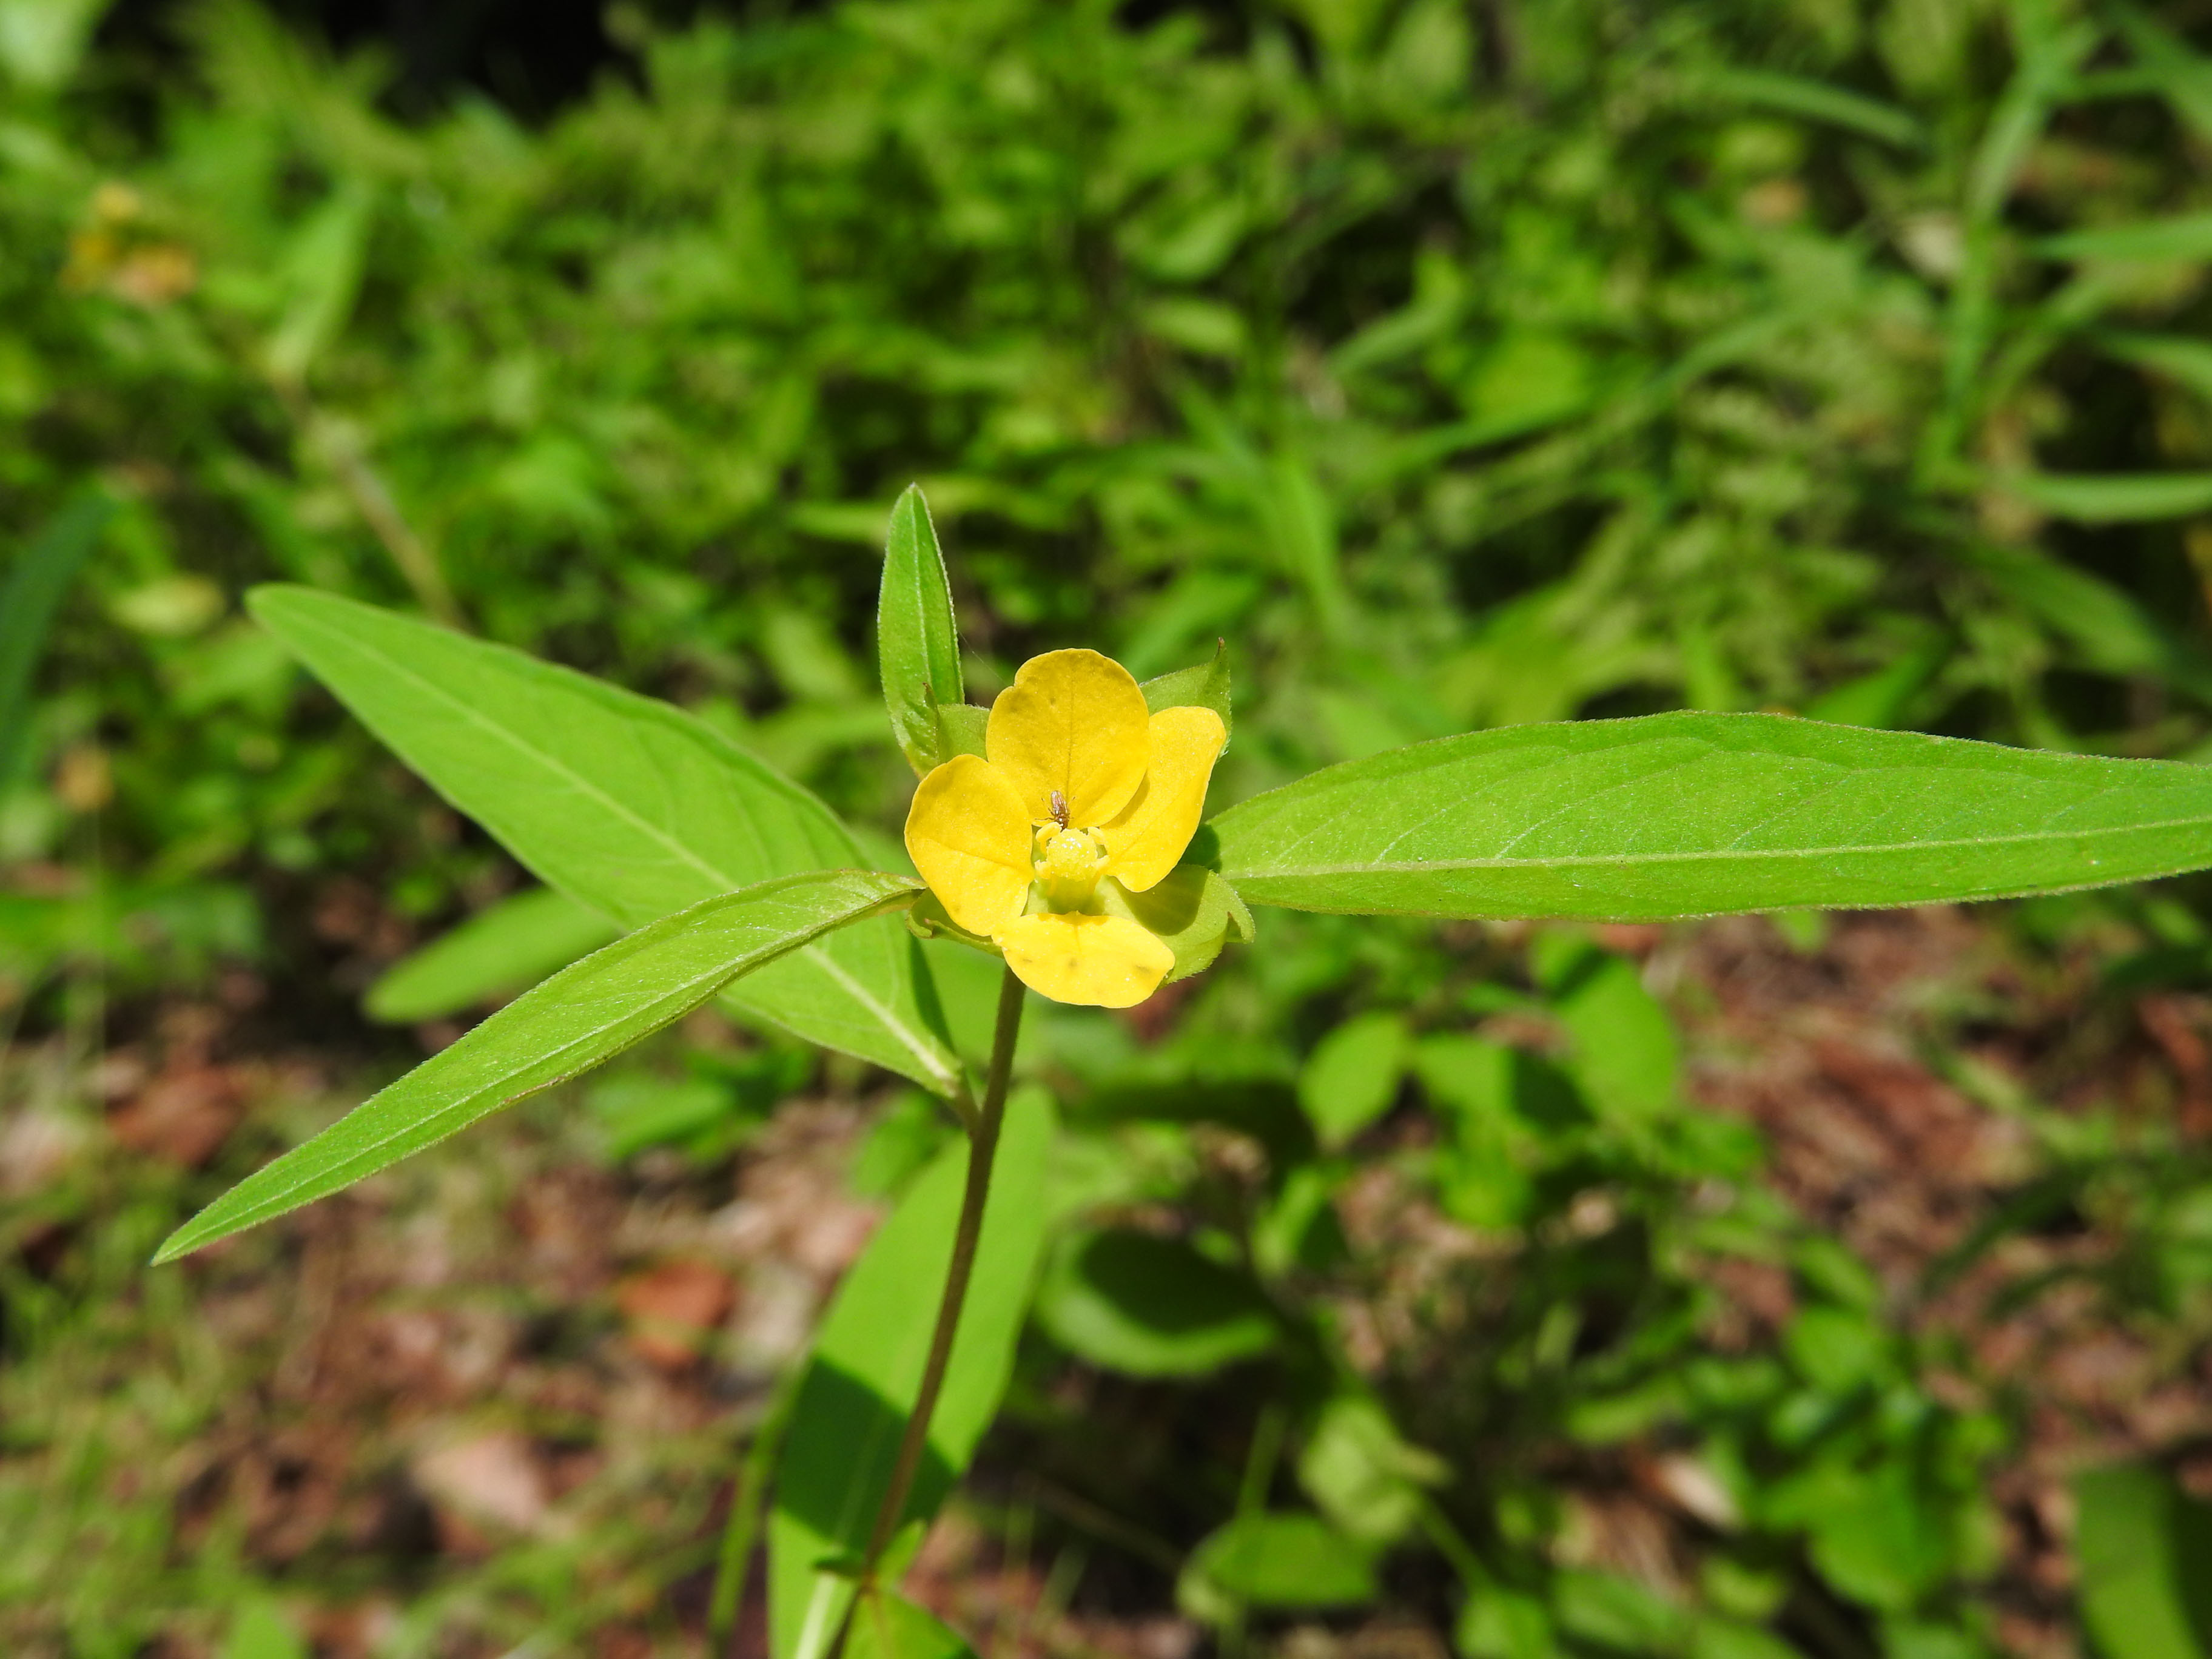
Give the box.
[904,648,1228,1008]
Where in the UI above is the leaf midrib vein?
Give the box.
[294,608,951,1083]
[1231,809,2212,878]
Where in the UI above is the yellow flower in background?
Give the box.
[905,648,1227,1008]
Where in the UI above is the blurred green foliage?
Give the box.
[12,0,2212,1654]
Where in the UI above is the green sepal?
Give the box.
[904,890,1004,957]
[878,485,964,776]
[1100,864,1254,983]
[935,701,990,762]
[1141,640,1232,746]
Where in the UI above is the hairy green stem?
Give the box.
[836,964,1026,1647]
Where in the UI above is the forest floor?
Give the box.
[4,905,2208,1659]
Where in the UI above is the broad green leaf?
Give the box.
[1207,711,2212,920]
[1297,1011,1408,1149]
[1999,471,2212,523]
[1141,640,1233,743]
[1179,1512,1377,1617]
[154,870,918,1262]
[770,1085,1055,1659]
[878,485,964,776]
[1296,1395,1446,1545]
[221,1601,309,1659]
[247,587,958,1092]
[2039,212,2212,264]
[1533,935,1678,1120]
[1034,1228,1277,1377]
[0,490,113,788]
[846,1592,978,1659]
[1553,1570,1691,1652]
[364,887,619,1023]
[2074,1463,2212,1659]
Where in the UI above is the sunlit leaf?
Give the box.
[155,870,919,1262]
[1034,1228,1277,1376]
[1208,711,2212,920]
[2075,1463,2212,1659]
[247,586,960,1092]
[1179,1512,1377,1617]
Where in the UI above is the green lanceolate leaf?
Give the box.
[156,871,919,1262]
[878,485,965,776]
[770,1085,1056,1659]
[247,587,960,1092]
[1142,639,1232,743]
[2073,1462,2212,1659]
[1207,711,2212,920]
[365,887,620,1023]
[0,490,113,789]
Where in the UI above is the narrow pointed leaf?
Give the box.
[156,871,919,1262]
[771,1085,1055,1659]
[1208,711,2212,920]
[247,586,959,1092]
[878,485,964,776]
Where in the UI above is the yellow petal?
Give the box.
[996,911,1174,1009]
[1099,705,1227,892]
[904,755,1034,937]
[986,648,1151,827]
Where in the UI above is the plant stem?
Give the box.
[846,964,1026,1615]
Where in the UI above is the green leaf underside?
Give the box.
[771,1086,1055,1659]
[247,587,958,1092]
[155,871,918,1262]
[365,886,620,1023]
[1207,710,2212,920]
[878,486,964,776]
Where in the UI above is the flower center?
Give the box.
[1034,824,1108,909]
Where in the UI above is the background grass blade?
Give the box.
[248,586,960,1092]
[0,490,113,788]
[1208,711,2212,920]
[155,870,919,1262]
